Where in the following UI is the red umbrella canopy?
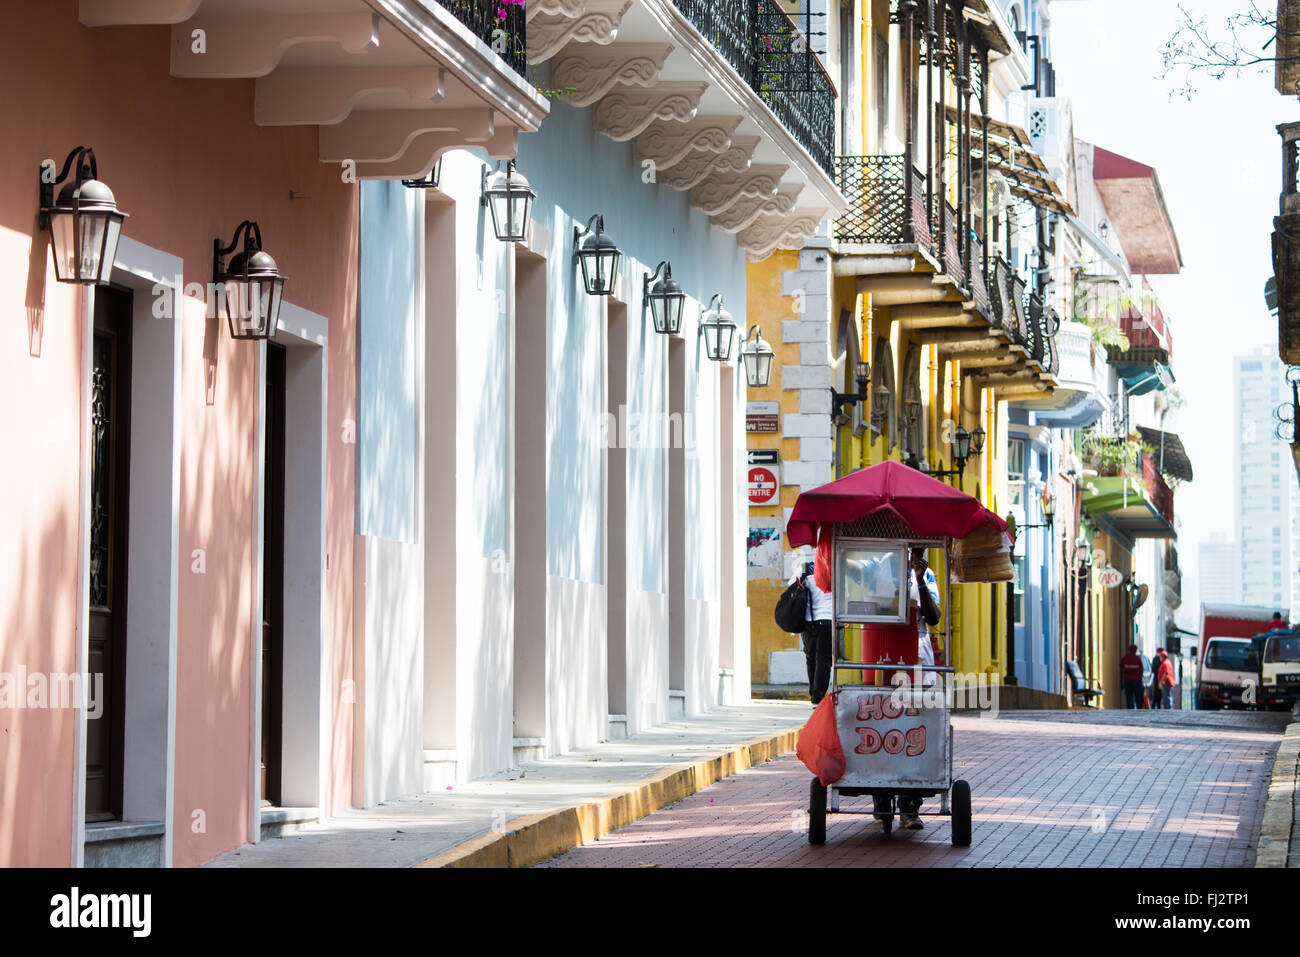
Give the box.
[786,460,1008,547]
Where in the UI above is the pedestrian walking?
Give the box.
[790,561,833,705]
[1149,651,1162,710]
[1155,647,1176,709]
[1120,643,1144,709]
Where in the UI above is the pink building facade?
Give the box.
[0,0,542,867]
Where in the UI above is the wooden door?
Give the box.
[86,287,131,822]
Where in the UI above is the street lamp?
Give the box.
[214,220,287,341]
[970,425,986,457]
[928,424,973,483]
[574,214,621,296]
[482,159,535,243]
[643,261,685,335]
[700,294,737,361]
[739,324,775,387]
[39,146,128,285]
[401,156,442,189]
[830,362,870,423]
[870,381,892,430]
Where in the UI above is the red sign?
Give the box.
[748,466,778,505]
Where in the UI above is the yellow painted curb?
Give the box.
[416,725,804,868]
[1256,720,1299,868]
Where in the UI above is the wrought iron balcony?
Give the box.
[940,200,964,290]
[969,235,990,319]
[833,155,931,251]
[440,0,527,77]
[672,0,836,176]
[1026,291,1045,368]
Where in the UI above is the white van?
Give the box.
[1196,637,1257,710]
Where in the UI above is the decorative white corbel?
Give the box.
[592,83,707,141]
[170,13,380,78]
[633,115,740,169]
[659,135,759,190]
[527,0,631,63]
[254,66,446,126]
[710,184,804,233]
[689,164,788,215]
[550,43,674,106]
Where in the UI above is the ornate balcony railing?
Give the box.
[440,0,527,77]
[969,236,990,319]
[1010,275,1030,350]
[1027,291,1045,368]
[834,156,932,253]
[673,0,836,176]
[991,257,1013,336]
[941,201,964,289]
[1043,305,1061,377]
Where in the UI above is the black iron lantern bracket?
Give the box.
[830,362,871,422]
[38,146,96,230]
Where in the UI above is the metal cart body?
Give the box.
[806,517,972,846]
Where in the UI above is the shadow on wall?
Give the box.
[357,180,418,545]
[25,234,46,357]
[0,506,78,866]
[176,293,261,866]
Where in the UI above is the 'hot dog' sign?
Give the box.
[833,689,949,789]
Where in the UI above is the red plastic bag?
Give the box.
[796,694,845,786]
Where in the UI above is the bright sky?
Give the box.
[1049,0,1295,626]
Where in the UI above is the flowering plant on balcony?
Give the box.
[1071,277,1169,351]
[495,0,524,22]
[1081,429,1156,479]
[753,2,807,95]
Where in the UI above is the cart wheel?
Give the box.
[951,779,972,847]
[808,778,827,846]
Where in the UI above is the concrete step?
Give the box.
[84,821,165,867]
[259,806,319,841]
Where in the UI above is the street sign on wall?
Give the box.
[746,400,779,434]
[747,449,780,506]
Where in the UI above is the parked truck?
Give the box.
[1196,604,1285,710]
[1254,628,1300,710]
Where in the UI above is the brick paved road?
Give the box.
[539,711,1291,868]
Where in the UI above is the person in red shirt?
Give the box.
[1120,644,1144,709]
[1154,648,1176,709]
[1267,612,1289,632]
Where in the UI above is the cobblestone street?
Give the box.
[539,710,1292,868]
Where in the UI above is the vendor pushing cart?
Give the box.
[786,461,1014,847]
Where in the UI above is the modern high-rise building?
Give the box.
[1233,348,1295,608]
[1197,532,1239,607]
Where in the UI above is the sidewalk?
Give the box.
[1256,705,1300,868]
[204,700,811,868]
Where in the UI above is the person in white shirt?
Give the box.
[789,560,833,704]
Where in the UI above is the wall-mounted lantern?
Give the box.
[952,425,973,473]
[644,261,685,335]
[213,221,286,341]
[39,146,128,285]
[739,324,775,387]
[574,214,620,296]
[970,425,987,457]
[700,294,737,362]
[1041,485,1056,524]
[482,159,535,243]
[401,156,442,190]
